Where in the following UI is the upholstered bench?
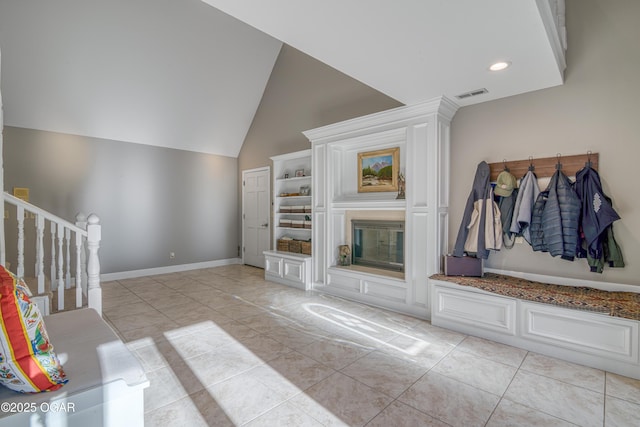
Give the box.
[0,308,149,427]
[429,273,640,379]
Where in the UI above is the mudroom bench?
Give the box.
[0,308,149,427]
[430,273,640,379]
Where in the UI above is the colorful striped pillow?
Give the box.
[0,266,68,393]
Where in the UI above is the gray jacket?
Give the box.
[510,170,540,244]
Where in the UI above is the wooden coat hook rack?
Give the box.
[488,152,599,182]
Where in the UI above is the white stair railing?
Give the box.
[1,192,102,316]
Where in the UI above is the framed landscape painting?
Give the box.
[357,147,399,193]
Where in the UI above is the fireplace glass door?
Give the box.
[352,220,404,272]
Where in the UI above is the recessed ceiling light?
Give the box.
[489,61,511,71]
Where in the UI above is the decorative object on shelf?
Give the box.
[396,170,406,199]
[295,169,305,177]
[299,185,310,196]
[284,173,289,179]
[279,219,292,228]
[357,147,399,193]
[338,244,351,266]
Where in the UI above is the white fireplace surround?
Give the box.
[303,97,458,318]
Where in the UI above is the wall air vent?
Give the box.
[455,88,489,100]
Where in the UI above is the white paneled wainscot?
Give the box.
[303,97,458,318]
[431,278,640,379]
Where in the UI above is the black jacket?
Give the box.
[574,165,620,260]
[530,190,549,252]
[453,161,492,259]
[540,169,581,260]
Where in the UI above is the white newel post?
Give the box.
[87,214,102,316]
[75,213,87,308]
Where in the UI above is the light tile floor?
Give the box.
[101,265,640,427]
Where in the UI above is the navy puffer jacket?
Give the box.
[541,169,581,260]
[530,190,549,252]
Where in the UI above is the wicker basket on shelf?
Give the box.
[300,241,312,255]
[277,239,290,252]
[289,240,302,253]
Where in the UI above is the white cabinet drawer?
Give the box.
[432,283,516,335]
[521,302,639,363]
[363,278,407,303]
[283,258,305,283]
[264,255,283,277]
[327,272,361,292]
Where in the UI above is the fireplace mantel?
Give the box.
[303,96,458,319]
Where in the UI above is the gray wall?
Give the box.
[237,45,402,248]
[238,45,402,172]
[3,127,238,274]
[450,0,640,286]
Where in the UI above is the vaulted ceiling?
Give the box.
[0,0,565,157]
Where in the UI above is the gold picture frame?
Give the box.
[357,147,399,193]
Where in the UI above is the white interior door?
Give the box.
[242,167,270,268]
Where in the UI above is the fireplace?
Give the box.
[351,220,405,273]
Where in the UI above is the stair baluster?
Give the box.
[56,223,64,311]
[35,214,45,294]
[65,228,71,289]
[50,221,56,286]
[16,206,24,278]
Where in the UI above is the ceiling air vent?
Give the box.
[455,88,488,100]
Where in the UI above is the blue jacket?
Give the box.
[453,161,492,259]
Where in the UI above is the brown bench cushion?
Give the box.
[430,273,640,321]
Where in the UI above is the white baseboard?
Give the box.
[100,258,242,282]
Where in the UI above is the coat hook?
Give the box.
[503,159,509,172]
[528,156,535,171]
[556,153,563,170]
[586,150,593,168]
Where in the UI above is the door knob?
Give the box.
[261,223,269,227]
